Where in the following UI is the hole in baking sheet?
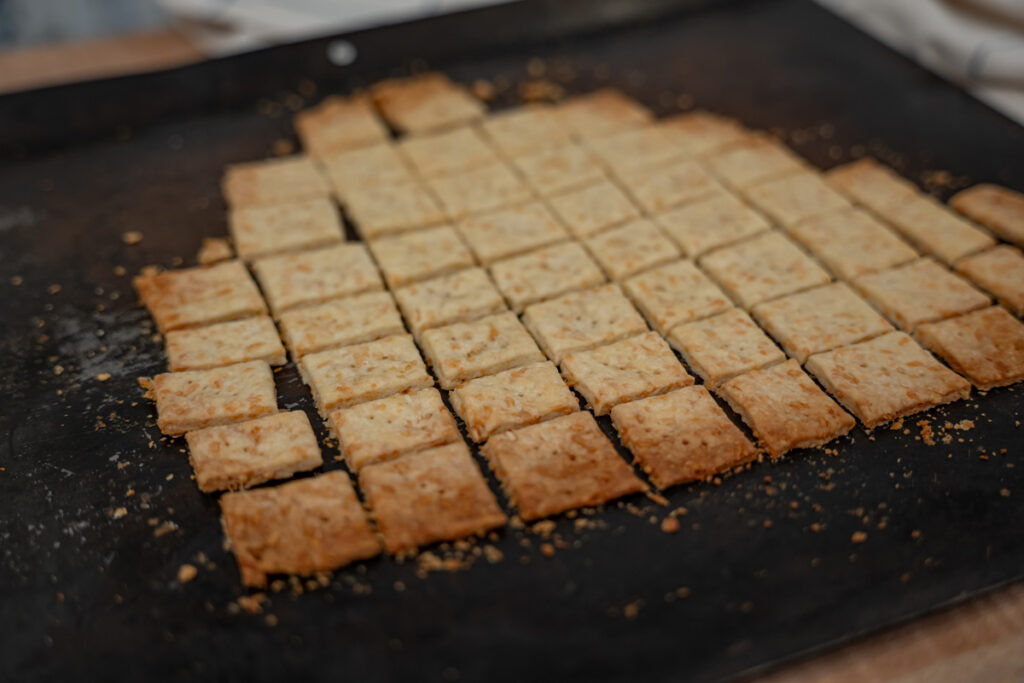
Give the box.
[327,40,358,67]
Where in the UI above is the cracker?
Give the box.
[555,88,653,139]
[222,155,330,208]
[456,201,569,264]
[585,125,684,173]
[788,208,919,281]
[521,284,649,362]
[655,190,771,258]
[330,388,461,471]
[950,183,1024,246]
[481,411,647,521]
[393,267,506,337]
[166,315,285,372]
[220,470,380,587]
[704,135,807,189]
[229,197,344,261]
[420,312,545,389]
[147,360,277,436]
[398,125,499,176]
[480,104,575,158]
[320,143,416,201]
[368,224,475,289]
[742,171,852,227]
[718,359,855,457]
[547,177,641,238]
[343,180,447,239]
[883,194,995,265]
[954,245,1024,317]
[853,258,991,331]
[359,441,506,554]
[299,334,433,416]
[668,308,786,389]
[621,259,733,335]
[610,386,756,489]
[752,282,894,363]
[371,72,486,134]
[585,218,681,281]
[489,241,605,312]
[916,306,1024,390]
[294,95,389,157]
[253,243,383,316]
[805,331,971,427]
[825,158,918,213]
[699,230,832,309]
[512,143,606,196]
[134,260,267,333]
[659,110,749,158]
[614,158,724,213]
[428,162,534,219]
[278,291,406,358]
[560,331,693,415]
[449,361,579,442]
[186,411,322,493]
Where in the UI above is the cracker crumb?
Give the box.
[660,517,680,534]
[540,543,555,557]
[48,284,61,294]
[645,491,669,506]
[264,614,279,627]
[471,79,496,101]
[851,531,868,543]
[96,373,111,382]
[177,564,198,583]
[122,231,143,245]
[111,507,127,519]
[237,593,266,614]
[518,79,565,102]
[917,420,935,446]
[1000,488,1011,498]
[10,276,22,286]
[623,600,642,619]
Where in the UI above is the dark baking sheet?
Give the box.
[1,1,1022,681]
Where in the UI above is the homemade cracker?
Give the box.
[278,291,406,358]
[668,308,786,389]
[547,177,642,238]
[742,171,852,227]
[614,158,724,213]
[455,201,569,264]
[585,218,681,281]
[512,143,606,196]
[585,125,684,172]
[222,155,330,208]
[950,183,1024,246]
[916,306,1024,390]
[704,135,807,189]
[420,312,545,389]
[393,267,506,337]
[621,259,733,335]
[428,162,534,219]
[954,245,1024,316]
[489,241,605,312]
[825,158,919,213]
[479,103,574,159]
[555,88,653,138]
[788,208,919,281]
[134,260,266,333]
[166,315,286,371]
[320,143,416,200]
[368,224,475,289]
[253,243,383,316]
[660,110,749,158]
[294,95,389,157]
[883,194,995,265]
[343,180,447,239]
[229,197,344,261]
[655,190,771,257]
[398,125,499,176]
[371,72,486,134]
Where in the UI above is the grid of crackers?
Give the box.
[133,72,1024,588]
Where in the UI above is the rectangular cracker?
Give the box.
[294,95,389,157]
[521,284,649,363]
[547,177,642,238]
[788,208,919,281]
[585,125,684,173]
[229,197,344,261]
[585,218,681,281]
[668,308,786,389]
[659,110,749,158]
[368,224,475,289]
[455,201,569,264]
[853,257,991,331]
[699,230,832,309]
[398,125,500,176]
[611,386,756,489]
[718,359,855,457]
[134,260,267,333]
[146,360,277,436]
[742,171,852,227]
[954,245,1024,317]
[222,155,330,208]
[621,259,733,335]
[614,158,725,213]
[299,334,433,416]
[344,180,448,240]
[428,162,534,219]
[824,158,919,213]
[371,72,486,135]
[278,291,406,358]
[915,307,1024,390]
[449,361,579,442]
[479,103,574,159]
[166,315,285,371]
[560,331,693,415]
[752,282,894,363]
[655,190,771,258]
[805,331,971,427]
[950,183,1024,246]
[704,134,807,190]
[481,411,647,521]
[253,243,383,316]
[359,441,506,554]
[420,312,545,389]
[489,241,606,312]
[555,88,653,139]
[320,143,417,201]
[393,267,507,337]
[512,143,606,197]
[329,388,461,471]
[883,194,995,265]
[220,470,380,587]
[186,411,322,492]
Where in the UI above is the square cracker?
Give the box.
[294,95,389,157]
[299,334,433,416]
[479,104,574,159]
[320,143,416,201]
[805,331,971,427]
[253,243,383,316]
[481,411,647,521]
[456,201,569,264]
[825,158,918,213]
[704,135,807,189]
[659,111,749,158]
[614,158,725,213]
[699,230,832,309]
[489,241,605,312]
[742,171,852,227]
[330,388,461,471]
[420,312,545,389]
[585,125,684,173]
[915,306,1024,390]
[547,177,641,238]
[718,359,855,457]
[398,125,500,177]
[166,315,285,372]
[622,259,733,335]
[555,88,653,139]
[950,183,1024,246]
[611,386,756,489]
[585,218,681,281]
[512,143,606,197]
[428,162,534,219]
[393,267,506,337]
[344,180,447,239]
[229,197,344,261]
[655,190,771,258]
[883,194,994,265]
[220,470,380,587]
[186,411,322,493]
[222,155,330,208]
[752,282,894,363]
[368,224,475,289]
[359,441,506,554]
[278,291,406,358]
[955,245,1024,317]
[521,284,648,363]
[449,361,579,442]
[134,260,267,333]
[853,257,991,331]
[668,308,785,389]
[146,360,277,436]
[560,331,693,415]
[371,72,486,135]
[788,208,918,281]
